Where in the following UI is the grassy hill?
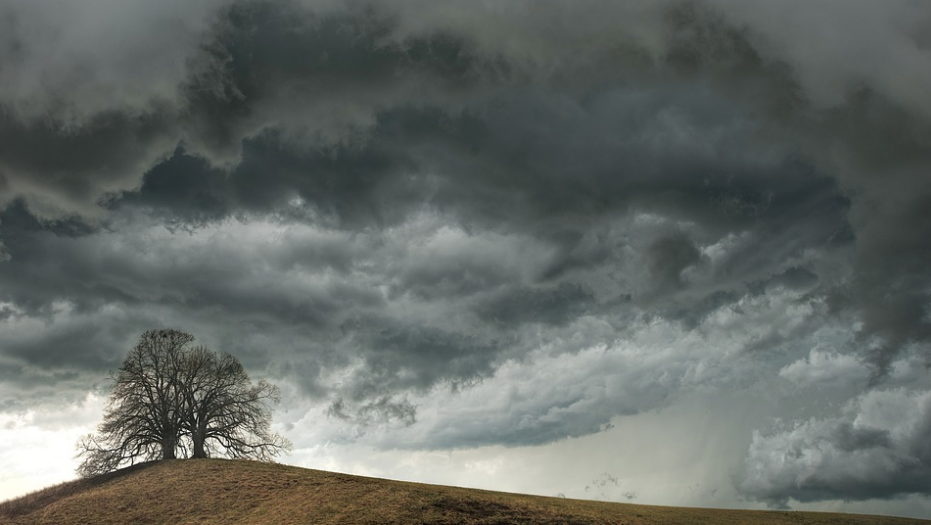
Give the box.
[0,459,927,525]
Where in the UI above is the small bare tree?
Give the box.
[77,329,290,477]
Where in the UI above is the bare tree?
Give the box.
[180,346,288,460]
[77,329,290,477]
[77,329,192,477]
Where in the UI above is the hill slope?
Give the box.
[0,459,927,525]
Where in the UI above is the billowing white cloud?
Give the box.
[740,387,931,506]
[779,347,870,388]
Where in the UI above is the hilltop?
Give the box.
[0,459,927,525]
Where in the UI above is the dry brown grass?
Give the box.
[0,461,158,520]
[0,459,927,525]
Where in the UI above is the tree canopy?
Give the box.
[77,329,290,477]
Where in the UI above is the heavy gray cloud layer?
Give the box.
[1,0,930,508]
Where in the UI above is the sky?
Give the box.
[1,0,931,517]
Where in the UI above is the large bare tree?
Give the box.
[77,329,290,477]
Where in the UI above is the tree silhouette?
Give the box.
[77,329,290,477]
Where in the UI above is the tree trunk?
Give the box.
[192,423,208,458]
[193,437,206,458]
[162,438,177,460]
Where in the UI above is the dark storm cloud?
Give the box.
[0,106,178,220]
[847,179,931,378]
[0,0,493,225]
[2,1,853,392]
[117,150,230,225]
[696,1,931,377]
[343,317,503,394]
[646,233,701,292]
[0,0,229,220]
[174,0,518,170]
[475,283,594,327]
[0,295,158,409]
[0,203,385,328]
[328,396,417,427]
[759,267,820,294]
[131,83,851,250]
[1,0,850,236]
